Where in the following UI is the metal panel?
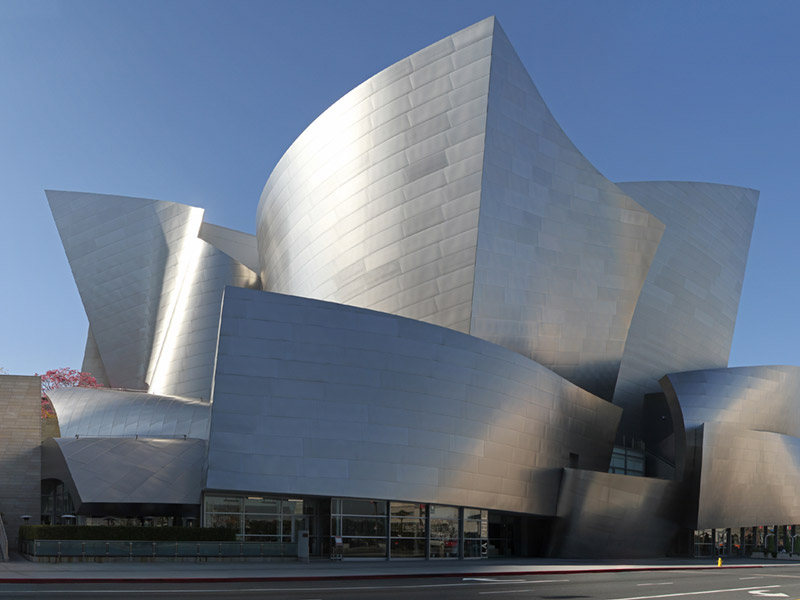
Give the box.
[198,222,260,273]
[147,240,259,400]
[694,423,800,529]
[80,326,110,388]
[47,386,210,440]
[550,468,684,558]
[47,190,205,390]
[256,18,495,334]
[664,366,800,440]
[42,437,204,508]
[255,18,665,402]
[48,190,259,399]
[613,182,759,435]
[470,23,664,401]
[662,366,800,529]
[206,287,621,516]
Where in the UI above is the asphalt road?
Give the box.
[4,566,800,599]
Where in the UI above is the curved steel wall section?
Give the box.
[550,469,684,558]
[42,437,204,509]
[147,239,259,400]
[691,423,800,529]
[662,366,800,529]
[206,287,621,516]
[256,19,665,400]
[47,190,205,391]
[469,24,664,400]
[663,365,800,436]
[81,327,110,388]
[47,387,210,439]
[48,190,260,399]
[256,18,495,334]
[613,182,758,434]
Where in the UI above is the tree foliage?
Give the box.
[38,368,103,418]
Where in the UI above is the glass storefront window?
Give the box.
[390,537,426,558]
[244,517,279,536]
[336,499,387,516]
[341,538,387,558]
[391,517,425,537]
[430,504,459,559]
[391,502,424,518]
[342,517,386,537]
[206,496,243,513]
[206,513,239,529]
[205,494,304,542]
[244,497,279,514]
[331,498,389,559]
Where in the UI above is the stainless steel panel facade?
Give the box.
[550,468,684,558]
[147,240,259,400]
[613,183,759,435]
[41,16,768,557]
[47,387,210,439]
[47,190,205,391]
[693,423,800,530]
[42,437,204,508]
[206,286,621,516]
[198,222,260,273]
[662,366,800,529]
[256,18,494,334]
[81,326,110,388]
[256,18,666,402]
[469,24,664,400]
[664,366,800,436]
[48,190,259,399]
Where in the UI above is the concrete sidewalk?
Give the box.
[0,555,796,584]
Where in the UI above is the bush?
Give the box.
[19,525,236,542]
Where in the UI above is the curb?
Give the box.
[0,564,766,584]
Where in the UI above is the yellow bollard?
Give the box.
[718,557,723,567]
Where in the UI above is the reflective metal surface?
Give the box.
[47,386,210,439]
[613,182,759,435]
[257,18,494,335]
[206,287,621,516]
[42,437,204,512]
[255,18,666,400]
[48,190,259,399]
[47,190,205,391]
[550,468,684,558]
[663,366,800,529]
[469,24,664,401]
[42,16,769,558]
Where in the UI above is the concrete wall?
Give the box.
[0,375,41,549]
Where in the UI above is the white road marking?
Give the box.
[741,577,765,580]
[0,578,570,595]
[609,584,782,600]
[638,582,675,586]
[748,591,788,597]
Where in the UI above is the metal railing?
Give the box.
[21,540,297,560]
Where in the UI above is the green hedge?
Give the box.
[19,525,236,542]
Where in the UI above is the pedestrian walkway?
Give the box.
[0,554,796,584]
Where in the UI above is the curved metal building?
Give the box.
[39,16,779,559]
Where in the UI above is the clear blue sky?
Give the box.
[1,0,797,376]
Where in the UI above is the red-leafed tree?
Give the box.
[38,368,103,418]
